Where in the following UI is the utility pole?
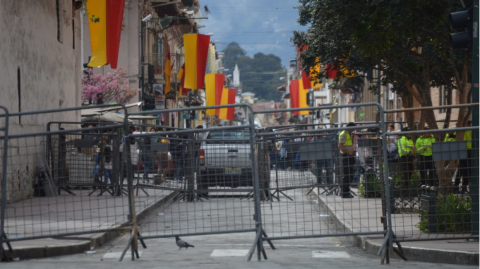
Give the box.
[470,0,479,239]
[140,19,145,112]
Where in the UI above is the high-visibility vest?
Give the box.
[415,135,435,156]
[445,137,455,142]
[464,130,472,149]
[450,131,472,148]
[444,133,454,142]
[339,130,353,154]
[397,136,414,157]
[339,130,353,146]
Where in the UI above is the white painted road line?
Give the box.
[210,249,250,257]
[102,251,142,259]
[312,250,350,259]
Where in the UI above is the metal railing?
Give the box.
[0,105,135,261]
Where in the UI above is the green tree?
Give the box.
[293,0,472,129]
[223,42,246,71]
[222,44,285,101]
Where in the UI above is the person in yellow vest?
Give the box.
[444,132,456,142]
[338,122,356,198]
[415,126,436,187]
[454,120,473,194]
[397,127,416,197]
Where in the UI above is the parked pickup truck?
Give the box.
[197,128,270,199]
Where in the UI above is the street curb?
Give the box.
[316,193,479,266]
[6,191,176,260]
[89,191,177,249]
[7,241,91,261]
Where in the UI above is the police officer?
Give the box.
[397,127,416,197]
[444,132,456,142]
[338,122,356,198]
[415,126,436,187]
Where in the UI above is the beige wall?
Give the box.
[0,0,82,132]
[0,0,84,202]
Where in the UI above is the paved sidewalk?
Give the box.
[2,183,175,260]
[313,187,479,265]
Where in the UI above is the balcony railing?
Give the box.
[144,52,184,77]
[145,53,164,75]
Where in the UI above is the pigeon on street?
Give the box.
[175,236,194,250]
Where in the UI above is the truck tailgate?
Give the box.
[204,144,251,168]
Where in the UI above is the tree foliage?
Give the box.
[294,0,472,129]
[222,42,285,101]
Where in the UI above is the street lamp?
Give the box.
[139,15,153,113]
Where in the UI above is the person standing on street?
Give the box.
[415,126,436,187]
[338,122,356,198]
[387,124,398,162]
[397,127,416,197]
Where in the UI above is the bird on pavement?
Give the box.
[175,236,194,250]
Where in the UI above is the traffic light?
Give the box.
[144,94,156,110]
[449,0,474,49]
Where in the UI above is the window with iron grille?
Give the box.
[153,36,163,67]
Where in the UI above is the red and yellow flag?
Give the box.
[106,0,125,69]
[184,34,211,89]
[290,79,300,115]
[298,79,309,115]
[290,79,309,115]
[164,49,172,94]
[177,63,189,98]
[205,74,225,116]
[302,61,322,90]
[219,88,236,121]
[325,63,338,79]
[339,59,355,78]
[87,0,125,68]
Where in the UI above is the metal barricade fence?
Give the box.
[0,105,136,261]
[46,121,124,195]
[123,104,268,261]
[46,125,124,196]
[385,126,479,242]
[380,103,479,247]
[252,103,395,262]
[0,106,10,261]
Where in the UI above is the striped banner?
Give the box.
[205,73,225,116]
[184,34,210,89]
[87,0,125,68]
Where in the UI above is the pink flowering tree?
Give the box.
[82,67,139,104]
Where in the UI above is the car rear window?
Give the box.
[206,130,250,144]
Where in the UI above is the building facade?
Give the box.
[0,0,84,202]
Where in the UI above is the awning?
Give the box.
[82,112,132,123]
[81,102,142,115]
[277,85,286,92]
[128,115,158,120]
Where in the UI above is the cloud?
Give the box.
[200,0,307,66]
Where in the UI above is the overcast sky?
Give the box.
[198,0,308,68]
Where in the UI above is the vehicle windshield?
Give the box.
[206,130,250,144]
